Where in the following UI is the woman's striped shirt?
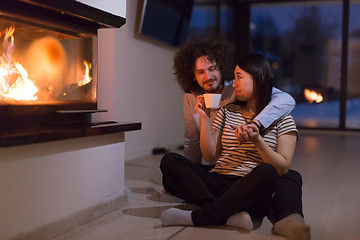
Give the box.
[210,103,297,177]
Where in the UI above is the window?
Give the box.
[250,1,344,128]
[346,0,360,129]
[188,0,234,42]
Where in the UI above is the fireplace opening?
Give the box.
[0,22,97,106]
[0,0,125,133]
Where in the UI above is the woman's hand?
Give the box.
[195,95,210,118]
[195,95,220,162]
[234,122,261,144]
[246,122,261,142]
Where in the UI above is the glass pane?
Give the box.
[188,1,233,41]
[0,20,97,104]
[250,1,342,128]
[346,1,360,129]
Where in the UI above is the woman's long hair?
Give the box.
[236,53,274,115]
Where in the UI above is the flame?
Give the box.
[78,61,92,86]
[304,88,323,103]
[3,26,15,62]
[2,62,38,100]
[0,26,38,101]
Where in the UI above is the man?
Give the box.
[171,36,310,240]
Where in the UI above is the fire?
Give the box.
[1,25,92,102]
[304,88,323,103]
[78,61,92,86]
[3,26,15,62]
[2,62,38,100]
[0,26,38,101]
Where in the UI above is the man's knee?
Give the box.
[160,152,177,168]
[160,152,186,171]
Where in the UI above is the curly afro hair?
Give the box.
[173,36,235,93]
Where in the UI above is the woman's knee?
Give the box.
[258,163,277,174]
[283,169,303,187]
[255,163,279,181]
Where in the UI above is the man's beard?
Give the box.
[203,79,222,93]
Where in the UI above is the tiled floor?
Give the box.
[53,130,360,240]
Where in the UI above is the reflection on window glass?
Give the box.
[250,2,342,128]
[188,1,233,41]
[346,1,360,129]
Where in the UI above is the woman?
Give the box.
[160,54,298,230]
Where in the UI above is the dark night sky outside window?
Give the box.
[249,1,360,129]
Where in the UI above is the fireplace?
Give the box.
[0,0,140,146]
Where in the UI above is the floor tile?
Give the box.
[52,131,360,240]
[321,193,360,240]
[171,226,286,240]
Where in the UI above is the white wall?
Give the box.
[86,0,185,160]
[0,134,125,239]
[101,0,185,160]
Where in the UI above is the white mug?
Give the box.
[203,93,222,109]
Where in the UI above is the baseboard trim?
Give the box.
[11,194,128,240]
